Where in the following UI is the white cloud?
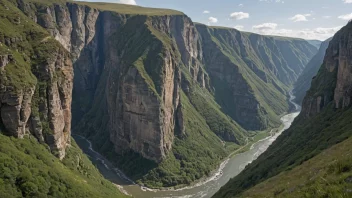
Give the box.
[323,16,331,19]
[208,17,218,23]
[289,14,310,22]
[230,12,249,20]
[252,23,278,33]
[251,22,342,40]
[119,0,137,5]
[338,13,352,20]
[239,4,244,7]
[203,10,210,14]
[234,25,244,30]
[343,0,352,3]
[313,27,342,35]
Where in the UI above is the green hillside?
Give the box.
[241,136,352,198]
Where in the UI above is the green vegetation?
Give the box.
[0,133,127,198]
[25,0,183,16]
[241,137,352,198]
[75,1,183,16]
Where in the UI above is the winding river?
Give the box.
[73,93,300,198]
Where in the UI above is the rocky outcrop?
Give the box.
[293,38,332,105]
[0,47,73,159]
[32,48,73,159]
[0,55,9,68]
[301,22,352,117]
[0,1,73,159]
[0,87,34,138]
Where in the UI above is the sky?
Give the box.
[80,0,352,41]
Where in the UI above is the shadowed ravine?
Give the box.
[73,92,300,198]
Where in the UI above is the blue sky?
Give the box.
[80,0,352,40]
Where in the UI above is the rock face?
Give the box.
[302,23,352,117]
[0,55,9,68]
[0,2,73,159]
[293,38,332,105]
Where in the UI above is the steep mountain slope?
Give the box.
[0,133,128,198]
[0,0,127,197]
[241,135,352,197]
[16,0,317,188]
[293,38,332,105]
[196,25,316,130]
[213,21,352,198]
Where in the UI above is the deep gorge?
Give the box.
[0,0,319,191]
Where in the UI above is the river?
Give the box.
[73,93,300,198]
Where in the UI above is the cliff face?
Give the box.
[0,1,73,159]
[302,23,352,117]
[20,1,206,162]
[293,38,332,105]
[214,23,352,198]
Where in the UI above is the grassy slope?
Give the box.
[0,133,128,198]
[241,137,352,198]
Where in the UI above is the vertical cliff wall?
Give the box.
[301,23,352,117]
[0,0,73,159]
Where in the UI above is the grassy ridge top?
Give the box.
[196,22,310,42]
[76,1,183,15]
[25,0,183,15]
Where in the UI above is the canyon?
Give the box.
[1,0,352,197]
[13,0,318,188]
